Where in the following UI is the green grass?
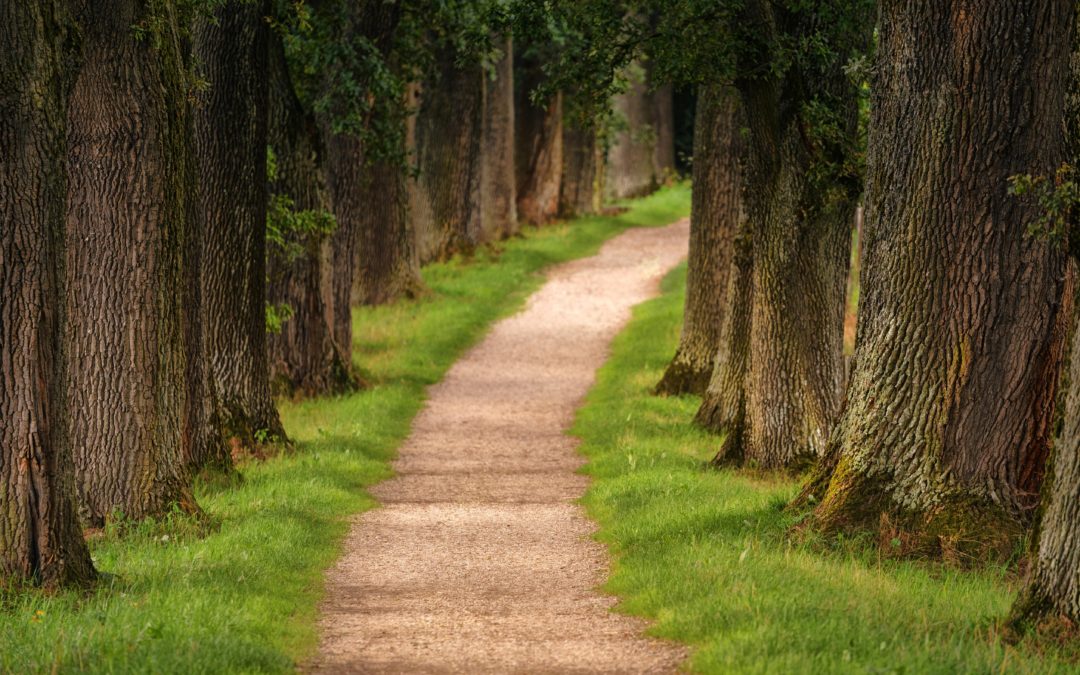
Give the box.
[0,185,690,674]
[573,262,1078,674]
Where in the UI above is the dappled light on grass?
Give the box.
[573,263,1080,674]
[0,186,689,673]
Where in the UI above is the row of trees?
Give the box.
[524,0,1080,636]
[1,0,675,589]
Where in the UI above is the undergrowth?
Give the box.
[0,185,690,673]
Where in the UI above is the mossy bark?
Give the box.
[265,34,357,397]
[656,86,743,396]
[804,0,1074,560]
[66,0,198,524]
[1,0,96,587]
[195,0,287,450]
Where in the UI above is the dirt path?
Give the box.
[314,219,691,673]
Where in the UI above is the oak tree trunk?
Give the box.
[410,50,484,262]
[694,2,864,471]
[479,34,518,242]
[656,86,743,396]
[651,79,676,183]
[1,0,96,587]
[515,52,564,225]
[66,0,198,524]
[804,0,1074,560]
[559,122,603,218]
[195,0,286,449]
[265,35,355,396]
[605,64,657,201]
[325,131,363,355]
[1009,293,1080,631]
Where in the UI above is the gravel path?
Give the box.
[313,219,691,673]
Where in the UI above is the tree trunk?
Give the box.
[694,3,864,471]
[559,122,603,218]
[651,80,676,183]
[804,0,1074,561]
[195,0,286,449]
[695,219,753,462]
[1007,280,1080,632]
[479,34,518,242]
[515,52,564,225]
[605,64,657,201]
[410,51,484,263]
[656,86,743,396]
[325,131,362,357]
[265,35,356,396]
[66,0,198,524]
[0,0,96,587]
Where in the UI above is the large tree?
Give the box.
[559,121,604,217]
[410,48,485,262]
[655,85,743,395]
[195,0,287,450]
[66,0,198,524]
[802,0,1075,559]
[479,34,519,241]
[515,46,564,225]
[1,0,96,587]
[266,34,356,396]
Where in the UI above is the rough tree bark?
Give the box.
[66,0,198,524]
[559,122,603,218]
[479,34,518,242]
[410,50,484,263]
[802,0,1075,560]
[195,0,286,449]
[694,3,863,471]
[266,35,355,396]
[0,0,96,587]
[605,63,657,201]
[655,86,743,396]
[515,51,564,225]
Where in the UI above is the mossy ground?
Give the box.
[0,185,690,673]
[573,262,1080,673]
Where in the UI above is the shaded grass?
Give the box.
[0,185,690,673]
[573,262,1078,674]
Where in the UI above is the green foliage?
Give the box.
[264,301,294,335]
[1009,164,1080,248]
[275,0,504,167]
[0,186,690,674]
[572,262,1080,673]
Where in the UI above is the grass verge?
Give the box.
[572,262,1078,674]
[0,185,690,673]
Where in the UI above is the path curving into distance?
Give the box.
[314,219,691,673]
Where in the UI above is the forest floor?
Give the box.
[0,187,690,673]
[313,217,690,673]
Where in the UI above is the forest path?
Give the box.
[313,219,690,673]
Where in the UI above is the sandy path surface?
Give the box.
[313,219,690,674]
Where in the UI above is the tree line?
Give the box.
[521,0,1080,638]
[1,0,674,590]
[6,0,1080,646]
